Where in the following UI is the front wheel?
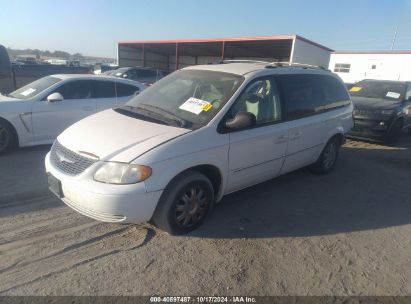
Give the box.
[0,120,15,154]
[311,137,340,175]
[152,171,214,235]
[385,119,403,146]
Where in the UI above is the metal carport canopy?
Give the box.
[117,35,333,70]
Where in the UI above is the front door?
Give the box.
[32,80,96,143]
[225,77,288,193]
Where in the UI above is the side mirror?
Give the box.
[47,92,64,102]
[134,89,140,96]
[225,111,256,131]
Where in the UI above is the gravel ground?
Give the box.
[0,137,410,296]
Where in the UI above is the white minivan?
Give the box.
[45,62,353,235]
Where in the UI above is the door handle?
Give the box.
[291,131,303,140]
[275,134,288,144]
[82,106,94,111]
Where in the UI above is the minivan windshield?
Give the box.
[349,80,406,101]
[9,76,62,99]
[123,69,244,129]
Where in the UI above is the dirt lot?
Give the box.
[0,137,410,296]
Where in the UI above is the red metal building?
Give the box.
[117,34,333,70]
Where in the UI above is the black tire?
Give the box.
[385,119,403,146]
[152,171,214,235]
[310,137,340,175]
[0,119,17,154]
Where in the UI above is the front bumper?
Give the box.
[45,152,162,223]
[347,115,394,141]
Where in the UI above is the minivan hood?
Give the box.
[352,96,401,110]
[57,109,191,163]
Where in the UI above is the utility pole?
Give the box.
[390,25,398,51]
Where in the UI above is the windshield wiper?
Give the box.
[137,104,187,127]
[115,106,170,126]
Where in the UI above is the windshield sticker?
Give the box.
[179,97,213,115]
[386,91,401,99]
[20,88,36,96]
[349,87,362,92]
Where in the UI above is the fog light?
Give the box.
[379,121,385,126]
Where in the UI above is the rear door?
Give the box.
[91,80,117,111]
[31,80,96,142]
[278,74,351,174]
[114,82,141,106]
[225,76,289,193]
[278,74,329,174]
[90,80,141,111]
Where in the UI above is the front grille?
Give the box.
[50,141,97,176]
[353,108,375,116]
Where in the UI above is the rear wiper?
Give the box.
[137,104,187,127]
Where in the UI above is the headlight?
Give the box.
[380,109,395,115]
[94,162,152,184]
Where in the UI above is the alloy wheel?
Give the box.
[323,141,337,170]
[175,185,209,228]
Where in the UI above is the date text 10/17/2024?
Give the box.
[150,296,257,303]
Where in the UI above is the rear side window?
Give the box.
[123,69,138,80]
[277,74,349,120]
[138,70,157,78]
[90,80,116,98]
[115,83,139,97]
[321,76,351,108]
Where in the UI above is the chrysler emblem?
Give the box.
[56,151,75,164]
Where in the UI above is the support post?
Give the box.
[175,43,179,70]
[141,44,145,67]
[221,41,226,61]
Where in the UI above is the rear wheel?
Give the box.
[0,120,16,154]
[385,119,403,146]
[311,137,340,175]
[152,171,214,235]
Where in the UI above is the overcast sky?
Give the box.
[1,0,411,58]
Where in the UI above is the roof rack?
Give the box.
[219,59,272,64]
[216,59,327,70]
[266,61,327,70]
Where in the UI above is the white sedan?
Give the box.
[0,74,145,153]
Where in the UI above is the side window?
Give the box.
[230,77,282,125]
[55,81,92,100]
[115,83,139,97]
[123,69,138,80]
[321,76,350,109]
[139,70,157,78]
[278,75,323,120]
[334,63,351,73]
[90,80,116,98]
[278,74,350,120]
